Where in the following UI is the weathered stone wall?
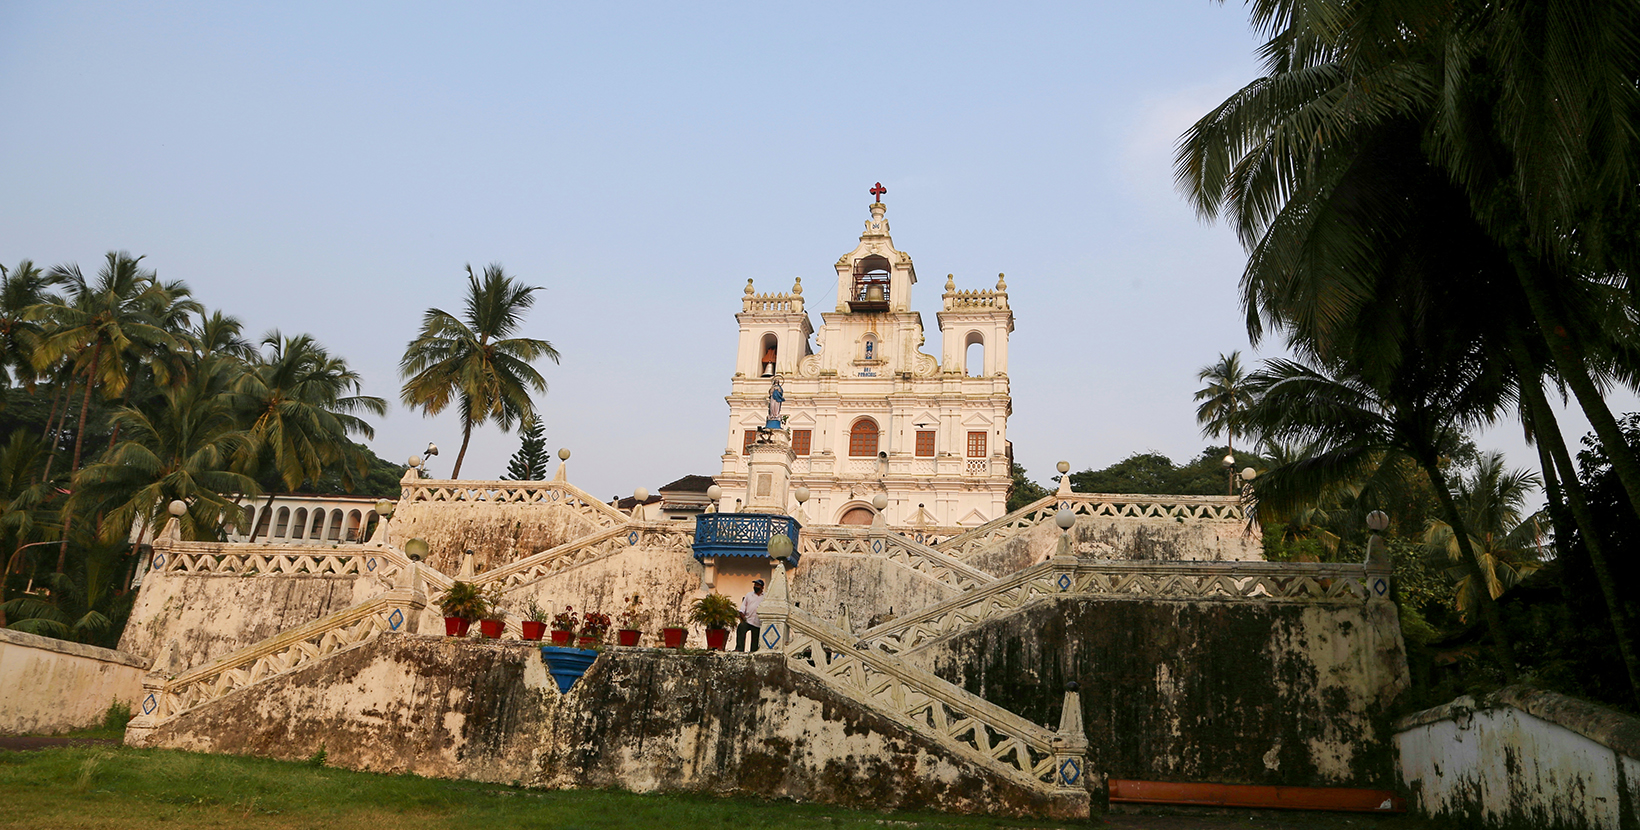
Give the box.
[0,628,147,735]
[118,573,377,669]
[1395,686,1640,829]
[138,634,1073,818]
[790,552,960,630]
[469,544,707,636]
[391,500,606,575]
[905,597,1408,788]
[964,518,1262,577]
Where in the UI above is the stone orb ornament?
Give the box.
[1057,460,1070,474]
[634,487,649,502]
[1055,508,1076,530]
[793,485,810,504]
[558,448,571,461]
[871,493,889,511]
[403,538,429,562]
[408,455,422,469]
[168,499,188,517]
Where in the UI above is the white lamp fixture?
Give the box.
[168,499,188,517]
[1367,510,1390,532]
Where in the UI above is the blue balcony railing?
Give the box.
[693,513,801,567]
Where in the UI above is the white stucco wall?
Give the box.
[0,628,148,735]
[1395,687,1640,829]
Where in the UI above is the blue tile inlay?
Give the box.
[151,554,165,569]
[366,557,377,572]
[1374,578,1389,596]
[762,624,781,650]
[142,694,157,715]
[1059,757,1081,785]
[388,608,404,631]
[1057,573,1073,591]
[628,531,639,546]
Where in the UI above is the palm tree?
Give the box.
[1424,452,1545,623]
[28,253,195,571]
[69,361,258,550]
[1241,354,1519,679]
[231,332,385,539]
[400,264,559,479]
[0,261,54,391]
[1195,351,1252,493]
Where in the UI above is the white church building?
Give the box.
[713,195,1014,527]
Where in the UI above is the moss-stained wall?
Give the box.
[117,573,376,669]
[909,598,1408,788]
[138,634,1079,818]
[790,552,960,631]
[964,518,1262,577]
[391,500,606,574]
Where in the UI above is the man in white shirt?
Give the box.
[735,579,765,652]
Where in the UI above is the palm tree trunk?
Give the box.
[451,418,473,479]
[1512,256,1640,529]
[38,375,74,484]
[1518,373,1640,703]
[1417,443,1518,682]
[248,491,277,542]
[57,341,103,573]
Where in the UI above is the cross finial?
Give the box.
[870,182,887,203]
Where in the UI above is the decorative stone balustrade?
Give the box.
[126,582,427,742]
[742,277,805,313]
[936,492,1248,560]
[476,524,694,590]
[151,543,402,581]
[941,273,1009,311]
[398,479,627,527]
[758,580,1089,803]
[857,559,1392,656]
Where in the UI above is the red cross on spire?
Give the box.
[870,182,887,203]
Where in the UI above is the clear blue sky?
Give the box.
[1,2,1604,500]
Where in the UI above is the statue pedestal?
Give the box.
[744,428,796,515]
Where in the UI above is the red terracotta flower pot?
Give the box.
[661,627,687,648]
[617,629,641,647]
[577,635,598,649]
[521,621,546,641]
[443,617,471,637]
[479,619,505,638]
[550,630,573,646]
[705,628,729,651]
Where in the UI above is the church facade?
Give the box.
[714,197,1014,527]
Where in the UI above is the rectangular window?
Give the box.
[915,431,936,457]
[792,429,812,456]
[967,431,987,458]
[742,430,756,455]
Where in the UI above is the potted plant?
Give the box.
[580,610,612,648]
[550,606,579,646]
[616,594,648,647]
[521,600,550,641]
[435,581,487,637]
[660,605,688,649]
[477,584,507,638]
[690,592,738,651]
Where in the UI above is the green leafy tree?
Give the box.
[1006,461,1051,512]
[501,416,549,481]
[0,261,53,391]
[399,263,560,479]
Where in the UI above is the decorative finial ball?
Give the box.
[403,538,429,562]
[793,485,810,504]
[633,487,649,502]
[375,499,394,516]
[1065,680,1080,693]
[1241,467,1257,482]
[168,499,187,517]
[871,493,889,511]
[744,278,755,295]
[1056,460,1070,474]
[408,455,422,468]
[1367,510,1390,532]
[767,533,793,560]
[1055,508,1076,530]
[558,448,571,461]
[1223,454,1236,467]
[707,484,722,501]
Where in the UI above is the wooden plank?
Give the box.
[1107,779,1405,813]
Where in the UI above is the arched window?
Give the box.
[345,510,363,541]
[964,331,985,377]
[839,506,875,525]
[274,507,290,538]
[848,418,880,457]
[760,333,778,377]
[292,508,309,539]
[850,255,891,310]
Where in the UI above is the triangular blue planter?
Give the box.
[539,646,598,693]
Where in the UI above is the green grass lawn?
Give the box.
[0,743,1442,830]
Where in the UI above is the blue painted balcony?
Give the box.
[693,514,801,567]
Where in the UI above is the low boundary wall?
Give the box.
[1395,686,1640,829]
[0,628,148,735]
